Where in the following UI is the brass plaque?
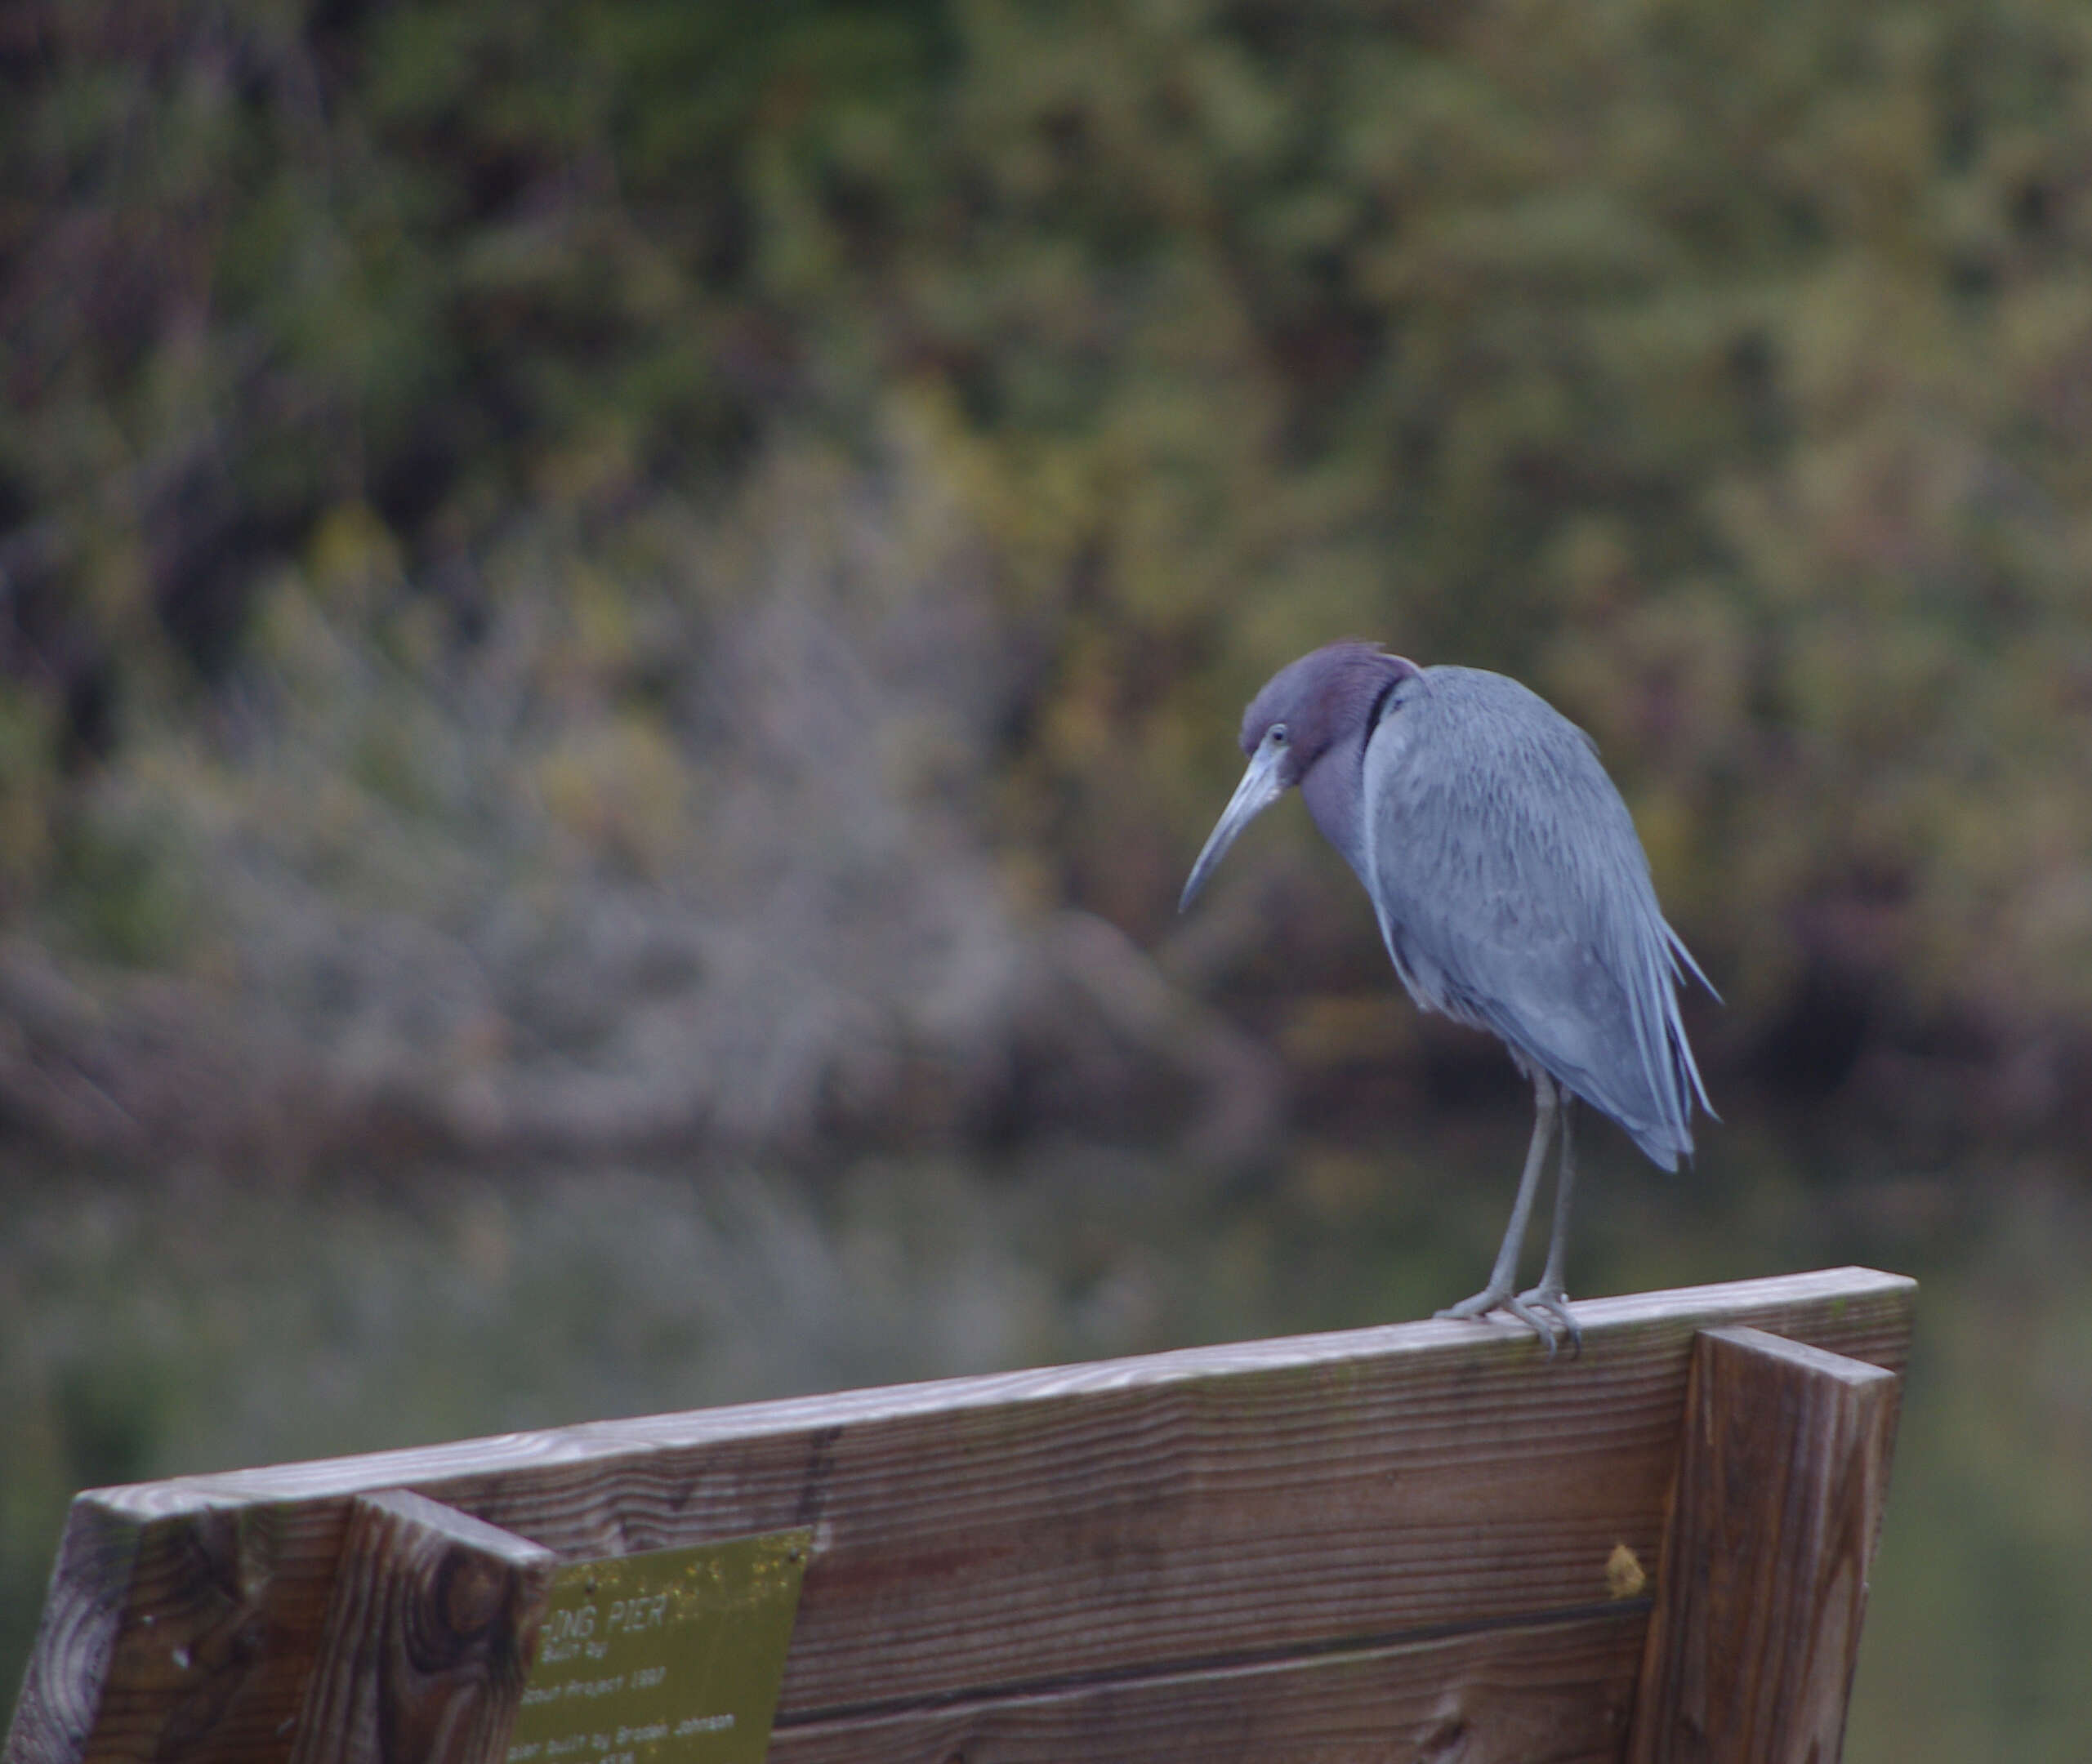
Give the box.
[507,1531,812,1764]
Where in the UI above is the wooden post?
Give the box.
[286,1491,554,1764]
[1630,1325,1902,1764]
[2,1491,341,1764]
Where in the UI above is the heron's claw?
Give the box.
[1437,1285,1580,1357]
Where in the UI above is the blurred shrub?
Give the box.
[6,0,2092,1154]
[0,418,1273,1165]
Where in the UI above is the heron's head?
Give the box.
[1182,642,1418,911]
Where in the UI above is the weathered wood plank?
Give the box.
[286,1491,553,1764]
[1629,1325,1902,1764]
[769,1609,1647,1764]
[6,1268,1915,1764]
[437,1268,1913,1726]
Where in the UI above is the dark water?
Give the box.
[3,1118,2088,1758]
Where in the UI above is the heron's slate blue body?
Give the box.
[1181,640,1715,1350]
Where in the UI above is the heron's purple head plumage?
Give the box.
[1238,642,1421,779]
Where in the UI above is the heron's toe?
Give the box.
[1515,1284,1583,1356]
[1501,1292,1566,1357]
[1435,1287,1511,1323]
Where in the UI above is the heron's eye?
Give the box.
[1269,724,1288,747]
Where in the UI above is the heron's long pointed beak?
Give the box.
[1180,741,1290,912]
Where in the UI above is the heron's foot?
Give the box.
[1514,1282,1583,1358]
[1437,1285,1578,1357]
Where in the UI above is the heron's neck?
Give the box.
[1299,730,1373,889]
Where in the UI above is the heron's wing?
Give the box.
[1363,670,1710,1167]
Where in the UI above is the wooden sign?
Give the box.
[506,1534,811,1764]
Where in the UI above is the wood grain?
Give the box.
[1629,1325,1902,1764]
[4,1268,1915,1764]
[286,1491,553,1764]
[3,1497,145,1764]
[769,1609,1647,1764]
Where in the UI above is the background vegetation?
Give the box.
[5,1,2092,1755]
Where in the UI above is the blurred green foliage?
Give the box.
[6,0,2092,1143]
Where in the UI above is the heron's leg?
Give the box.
[1516,1094,1583,1355]
[1438,1071,1563,1350]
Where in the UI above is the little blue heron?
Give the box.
[1180,642,1715,1352]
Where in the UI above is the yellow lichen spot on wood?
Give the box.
[1605,1541,1647,1600]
